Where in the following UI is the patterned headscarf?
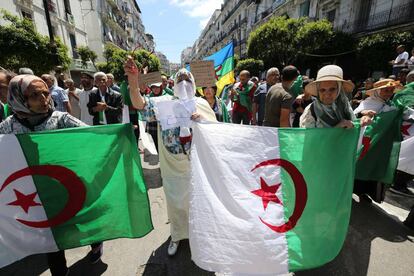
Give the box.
[8,75,54,126]
[313,81,356,128]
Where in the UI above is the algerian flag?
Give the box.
[355,109,403,184]
[190,123,359,274]
[0,124,153,268]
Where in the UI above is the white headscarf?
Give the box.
[173,69,196,100]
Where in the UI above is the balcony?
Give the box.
[101,14,127,39]
[227,23,239,35]
[261,6,273,19]
[70,59,96,72]
[15,0,33,9]
[338,1,414,34]
[223,0,246,25]
[107,0,126,18]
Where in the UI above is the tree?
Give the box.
[235,58,264,77]
[247,16,352,69]
[97,43,161,81]
[357,31,414,73]
[0,10,70,74]
[76,46,98,69]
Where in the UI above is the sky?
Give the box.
[139,0,223,63]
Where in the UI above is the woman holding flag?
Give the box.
[124,56,217,256]
[0,75,106,275]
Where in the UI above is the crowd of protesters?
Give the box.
[0,44,413,275]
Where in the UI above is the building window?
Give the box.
[299,0,310,17]
[327,9,336,23]
[69,33,78,58]
[21,10,33,20]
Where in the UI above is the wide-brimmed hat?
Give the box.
[305,65,355,96]
[150,82,162,88]
[366,79,402,96]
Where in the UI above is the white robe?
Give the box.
[353,96,395,115]
[157,97,217,241]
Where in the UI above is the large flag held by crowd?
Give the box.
[0,124,153,268]
[204,42,235,96]
[190,122,360,274]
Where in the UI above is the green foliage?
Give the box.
[235,58,264,77]
[357,31,414,72]
[247,16,353,68]
[76,46,97,68]
[96,62,108,72]
[101,43,161,81]
[234,54,240,68]
[0,9,70,74]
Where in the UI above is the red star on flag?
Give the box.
[251,177,282,210]
[7,189,42,213]
[401,123,412,136]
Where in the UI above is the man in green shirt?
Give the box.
[162,75,174,95]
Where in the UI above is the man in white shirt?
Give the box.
[78,72,96,125]
[390,45,409,76]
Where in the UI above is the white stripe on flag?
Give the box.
[190,123,289,275]
[0,135,58,268]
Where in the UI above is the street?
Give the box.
[1,151,413,276]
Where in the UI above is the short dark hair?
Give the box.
[281,65,299,82]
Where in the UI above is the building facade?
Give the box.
[180,46,193,66]
[155,51,170,75]
[82,0,151,62]
[1,0,154,78]
[189,0,414,61]
[0,0,93,73]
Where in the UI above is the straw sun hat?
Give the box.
[305,65,355,96]
[365,79,403,96]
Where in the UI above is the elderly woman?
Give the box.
[124,56,217,256]
[300,65,372,128]
[202,85,230,122]
[0,75,103,275]
[353,79,401,117]
[355,79,414,198]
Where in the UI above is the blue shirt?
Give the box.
[50,85,69,112]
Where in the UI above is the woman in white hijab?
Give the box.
[123,56,216,256]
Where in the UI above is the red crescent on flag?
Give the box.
[251,159,307,233]
[358,136,371,160]
[0,165,86,228]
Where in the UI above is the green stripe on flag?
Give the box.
[355,109,403,184]
[215,56,234,78]
[17,124,153,249]
[278,128,359,271]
